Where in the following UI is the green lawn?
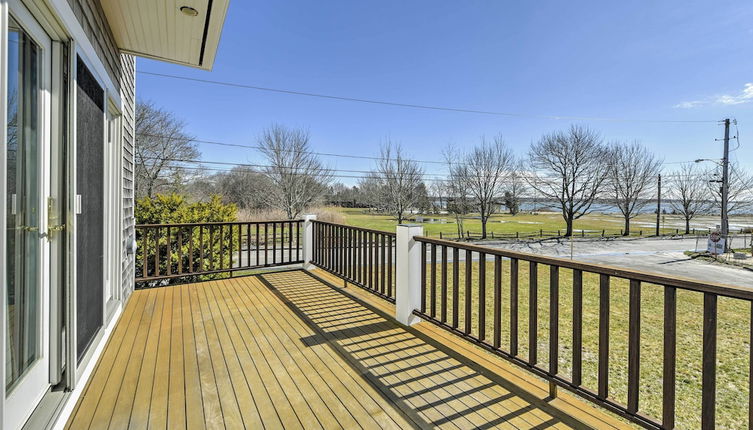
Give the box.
[417,259,750,429]
[332,207,699,238]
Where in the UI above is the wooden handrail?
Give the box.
[415,235,753,300]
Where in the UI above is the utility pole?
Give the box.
[721,118,731,250]
[655,174,661,236]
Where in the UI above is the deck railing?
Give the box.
[310,220,397,302]
[412,235,753,429]
[135,220,302,283]
[131,217,751,427]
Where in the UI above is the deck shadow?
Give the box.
[259,270,595,430]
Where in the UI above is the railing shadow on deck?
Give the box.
[258,269,600,430]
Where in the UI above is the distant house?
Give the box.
[0,1,228,428]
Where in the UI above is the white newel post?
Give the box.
[302,214,316,270]
[396,224,423,326]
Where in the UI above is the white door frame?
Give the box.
[2,1,53,428]
[104,100,122,319]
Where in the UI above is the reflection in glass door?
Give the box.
[5,14,42,391]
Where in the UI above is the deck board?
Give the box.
[66,270,633,430]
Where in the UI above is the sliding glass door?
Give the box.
[4,3,52,428]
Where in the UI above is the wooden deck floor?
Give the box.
[65,270,631,429]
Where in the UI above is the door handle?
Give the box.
[45,224,66,239]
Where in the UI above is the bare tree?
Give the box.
[258,124,332,219]
[668,163,711,234]
[504,160,528,216]
[429,181,446,214]
[450,136,513,238]
[369,142,424,223]
[606,141,662,235]
[216,166,272,209]
[444,181,473,239]
[527,125,609,237]
[704,162,753,216]
[135,100,198,198]
[357,174,385,212]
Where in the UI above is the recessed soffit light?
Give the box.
[180,6,199,17]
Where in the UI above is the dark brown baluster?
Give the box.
[177,228,183,274]
[154,227,160,277]
[702,293,717,428]
[332,225,337,271]
[373,232,378,290]
[662,286,676,429]
[246,223,251,269]
[627,279,641,413]
[219,225,224,270]
[361,230,367,285]
[264,223,269,266]
[493,255,502,349]
[387,236,393,298]
[549,265,560,397]
[142,228,148,278]
[598,274,610,399]
[199,225,204,272]
[288,221,293,264]
[572,269,583,386]
[296,221,300,262]
[323,224,328,268]
[453,247,459,328]
[510,258,519,356]
[380,235,386,294]
[478,252,486,342]
[210,226,215,270]
[441,245,448,323]
[529,262,538,365]
[348,228,356,280]
[364,231,374,288]
[235,224,241,268]
[255,223,260,267]
[166,226,172,275]
[272,222,277,265]
[336,225,341,273]
[188,227,194,273]
[464,249,472,335]
[355,228,359,281]
[228,224,233,268]
[420,242,427,313]
[430,244,437,317]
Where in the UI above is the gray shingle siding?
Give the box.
[66,0,121,88]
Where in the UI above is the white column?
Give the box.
[396,224,424,326]
[302,214,316,270]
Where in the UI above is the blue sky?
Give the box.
[137,0,753,185]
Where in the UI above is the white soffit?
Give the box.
[100,0,229,70]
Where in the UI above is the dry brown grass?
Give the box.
[237,206,345,224]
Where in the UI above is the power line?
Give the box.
[143,156,710,182]
[137,71,717,124]
[138,156,453,179]
[136,132,705,168]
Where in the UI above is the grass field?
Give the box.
[331,207,749,238]
[414,259,751,429]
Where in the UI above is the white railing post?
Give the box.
[302,214,316,270]
[396,224,423,326]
